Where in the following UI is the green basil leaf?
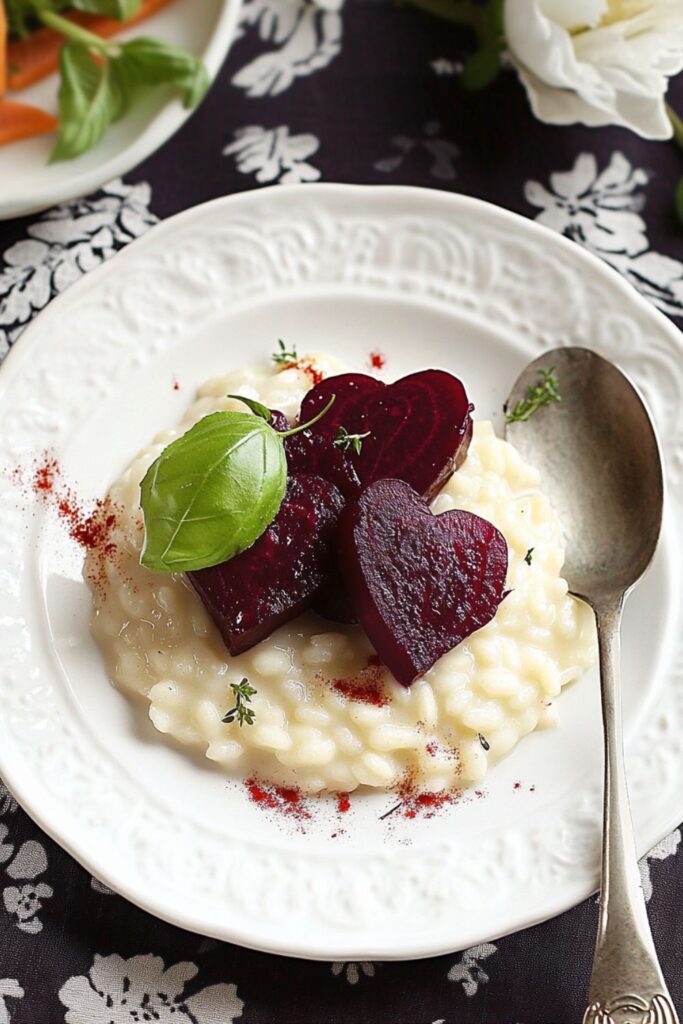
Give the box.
[140,412,287,573]
[70,0,141,18]
[227,394,272,421]
[116,36,210,108]
[50,42,126,162]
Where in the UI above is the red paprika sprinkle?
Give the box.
[245,778,311,820]
[330,655,388,707]
[369,350,386,371]
[336,792,351,814]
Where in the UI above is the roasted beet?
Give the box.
[190,474,345,655]
[296,370,473,501]
[339,479,508,685]
[284,429,361,499]
[268,409,290,432]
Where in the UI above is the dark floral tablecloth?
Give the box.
[1,2,683,1021]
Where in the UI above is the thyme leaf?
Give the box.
[333,425,371,455]
[505,367,561,424]
[272,339,298,366]
[222,678,257,727]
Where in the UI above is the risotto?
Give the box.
[87,355,596,794]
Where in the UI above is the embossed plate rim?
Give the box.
[0,184,681,960]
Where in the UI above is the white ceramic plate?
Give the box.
[0,185,681,960]
[0,0,241,221]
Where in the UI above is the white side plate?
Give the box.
[0,184,681,960]
[0,0,241,220]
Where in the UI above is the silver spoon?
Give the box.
[505,347,677,1024]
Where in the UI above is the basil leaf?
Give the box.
[227,394,272,421]
[116,36,210,108]
[50,42,126,162]
[70,0,141,17]
[140,412,287,573]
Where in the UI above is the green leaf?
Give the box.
[70,0,141,17]
[462,40,503,91]
[116,36,210,108]
[227,395,272,421]
[140,412,287,573]
[50,42,126,162]
[675,175,683,228]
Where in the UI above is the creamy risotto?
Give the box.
[87,356,596,794]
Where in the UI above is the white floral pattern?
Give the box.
[331,961,376,984]
[0,783,16,817]
[447,943,497,998]
[525,151,683,317]
[232,0,343,97]
[0,825,52,934]
[58,954,243,1024]
[0,179,157,357]
[374,121,460,181]
[0,980,24,1024]
[224,125,321,183]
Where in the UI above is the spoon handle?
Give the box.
[583,598,679,1023]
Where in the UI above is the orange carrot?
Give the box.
[7,0,173,92]
[0,1,7,96]
[0,98,58,145]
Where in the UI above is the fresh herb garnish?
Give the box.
[478,733,490,751]
[222,678,257,727]
[524,547,534,566]
[228,395,272,421]
[272,339,298,366]
[505,367,561,424]
[333,425,371,455]
[139,395,335,572]
[8,2,210,162]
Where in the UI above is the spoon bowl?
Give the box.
[505,346,676,1023]
[505,347,663,605]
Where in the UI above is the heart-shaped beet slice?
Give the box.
[189,474,345,655]
[284,429,362,500]
[339,479,508,685]
[296,370,473,501]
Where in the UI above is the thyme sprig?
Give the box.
[505,367,561,424]
[222,678,257,727]
[333,425,371,455]
[272,339,298,366]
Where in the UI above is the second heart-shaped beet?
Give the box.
[295,370,473,500]
[339,479,508,685]
[190,474,345,655]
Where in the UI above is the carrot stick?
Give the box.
[7,0,173,92]
[0,98,58,145]
[0,1,7,97]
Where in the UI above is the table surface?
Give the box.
[1,2,683,1021]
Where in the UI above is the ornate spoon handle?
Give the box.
[582,598,678,1024]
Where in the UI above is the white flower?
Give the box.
[2,883,53,933]
[233,0,343,98]
[224,125,321,184]
[0,980,24,1024]
[374,121,460,181]
[59,954,243,1024]
[0,179,157,356]
[447,943,497,997]
[331,961,376,984]
[0,833,53,934]
[525,151,683,316]
[504,0,683,139]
